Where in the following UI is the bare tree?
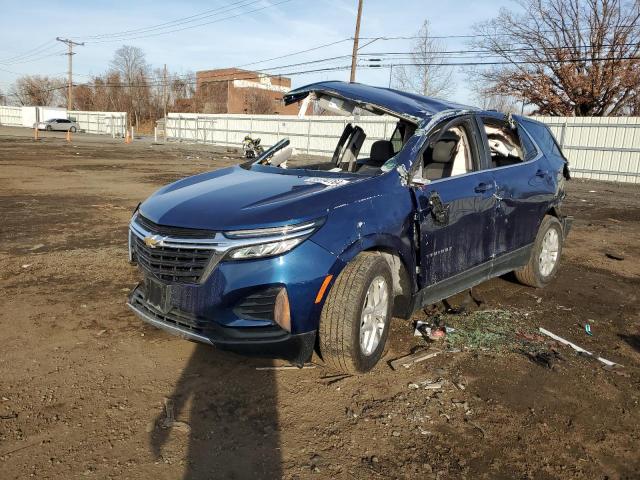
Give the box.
[392,20,455,97]
[109,45,150,126]
[10,75,64,106]
[473,0,640,116]
[474,92,522,114]
[0,88,6,106]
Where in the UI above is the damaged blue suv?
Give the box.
[128,81,572,373]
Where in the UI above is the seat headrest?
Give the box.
[431,140,457,164]
[370,140,395,164]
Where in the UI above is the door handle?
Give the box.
[535,169,550,178]
[474,182,494,193]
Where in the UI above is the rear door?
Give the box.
[411,115,497,287]
[476,115,555,257]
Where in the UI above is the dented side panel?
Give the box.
[310,171,418,292]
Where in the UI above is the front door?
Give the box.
[410,115,497,289]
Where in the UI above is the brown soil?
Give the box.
[0,127,639,480]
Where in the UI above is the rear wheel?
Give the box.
[70,126,77,133]
[318,252,393,374]
[515,215,563,288]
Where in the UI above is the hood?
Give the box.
[284,81,477,123]
[139,165,364,231]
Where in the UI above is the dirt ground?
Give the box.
[0,126,639,480]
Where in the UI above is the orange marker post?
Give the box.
[34,126,39,141]
[66,129,72,142]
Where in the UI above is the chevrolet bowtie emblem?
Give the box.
[144,235,163,248]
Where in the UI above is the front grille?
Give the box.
[131,234,213,284]
[130,288,207,333]
[233,287,280,321]
[135,215,216,238]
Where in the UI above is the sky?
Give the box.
[0,0,522,105]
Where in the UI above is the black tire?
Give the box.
[318,252,394,374]
[515,215,563,288]
[45,125,52,131]
[70,126,76,133]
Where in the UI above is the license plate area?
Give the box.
[145,277,171,313]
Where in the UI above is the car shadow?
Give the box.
[619,334,640,353]
[149,344,282,479]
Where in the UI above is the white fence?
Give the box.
[0,105,127,137]
[0,106,22,126]
[166,112,640,184]
[532,116,640,183]
[68,110,128,137]
[165,113,398,157]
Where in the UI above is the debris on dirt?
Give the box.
[408,379,443,390]
[0,412,18,420]
[413,320,431,336]
[443,309,538,351]
[320,373,351,385]
[158,397,190,433]
[585,324,593,336]
[389,349,442,370]
[520,349,561,369]
[465,418,487,438]
[256,363,316,371]
[539,327,622,368]
[28,243,45,251]
[441,288,484,314]
[602,364,631,377]
[605,251,625,261]
[429,328,446,341]
[21,264,31,269]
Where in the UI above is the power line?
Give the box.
[79,0,296,43]
[75,0,261,40]
[357,24,639,41]
[54,54,640,91]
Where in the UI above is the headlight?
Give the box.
[223,218,324,260]
[228,237,305,259]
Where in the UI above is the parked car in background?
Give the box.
[34,118,79,132]
[127,81,572,374]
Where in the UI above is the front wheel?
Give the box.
[318,252,393,374]
[515,215,563,288]
[45,125,52,131]
[70,126,77,133]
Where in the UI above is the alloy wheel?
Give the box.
[359,275,389,356]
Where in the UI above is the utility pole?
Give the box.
[350,0,364,83]
[163,64,168,120]
[56,37,84,111]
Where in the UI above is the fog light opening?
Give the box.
[274,288,291,332]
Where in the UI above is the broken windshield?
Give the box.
[245,117,417,177]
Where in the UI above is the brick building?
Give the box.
[195,68,300,115]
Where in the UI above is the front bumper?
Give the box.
[128,285,316,364]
